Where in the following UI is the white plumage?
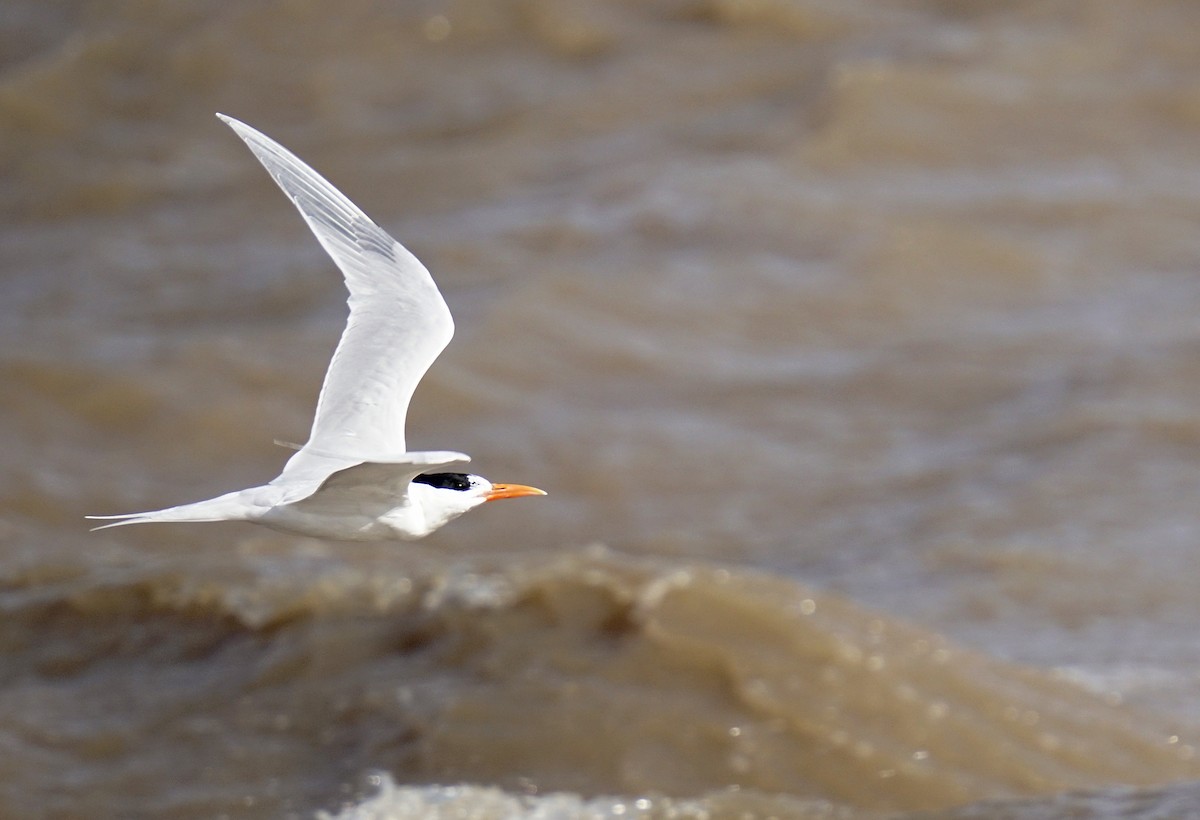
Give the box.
[88,115,544,540]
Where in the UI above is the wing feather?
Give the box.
[216,115,454,486]
[319,451,471,495]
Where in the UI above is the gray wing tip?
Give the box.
[216,113,263,143]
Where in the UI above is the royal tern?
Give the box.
[88,114,545,540]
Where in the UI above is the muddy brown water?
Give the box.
[4,2,1200,817]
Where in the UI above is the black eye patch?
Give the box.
[412,472,472,491]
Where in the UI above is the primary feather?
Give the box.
[216,116,454,479]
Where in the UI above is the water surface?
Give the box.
[4,1,1200,817]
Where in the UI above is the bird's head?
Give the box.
[409,471,546,530]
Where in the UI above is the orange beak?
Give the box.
[484,483,547,502]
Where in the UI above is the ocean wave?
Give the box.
[1,547,1195,816]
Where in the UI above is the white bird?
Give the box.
[87,114,545,540]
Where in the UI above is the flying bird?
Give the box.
[88,114,545,540]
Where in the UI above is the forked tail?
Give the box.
[86,488,266,531]
[85,510,234,531]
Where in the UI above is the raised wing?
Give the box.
[217,115,454,484]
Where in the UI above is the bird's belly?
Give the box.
[258,500,426,541]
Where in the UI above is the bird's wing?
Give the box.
[317,450,471,496]
[268,450,470,508]
[217,114,454,485]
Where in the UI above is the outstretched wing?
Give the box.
[217,115,454,485]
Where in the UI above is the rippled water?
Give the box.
[4,1,1200,817]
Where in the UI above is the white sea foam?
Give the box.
[320,774,848,820]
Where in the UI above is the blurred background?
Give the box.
[5,1,1200,817]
